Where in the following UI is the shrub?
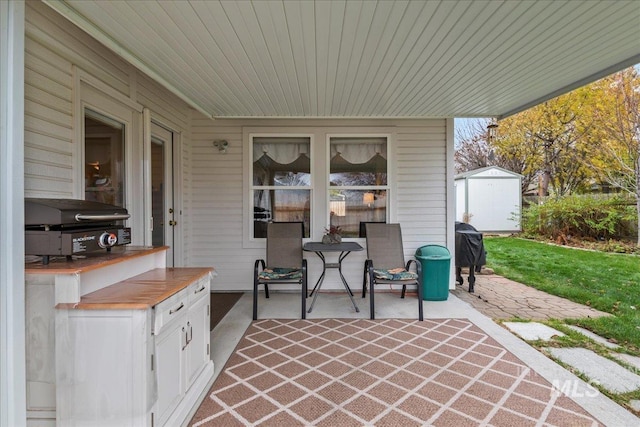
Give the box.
[521,195,636,241]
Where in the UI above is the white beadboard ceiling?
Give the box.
[45,0,640,120]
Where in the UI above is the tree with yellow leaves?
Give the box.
[588,67,640,245]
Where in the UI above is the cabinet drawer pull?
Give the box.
[194,285,206,294]
[170,303,184,314]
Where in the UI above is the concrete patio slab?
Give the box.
[546,347,640,394]
[503,321,565,341]
[567,325,621,349]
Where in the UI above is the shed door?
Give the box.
[467,178,520,232]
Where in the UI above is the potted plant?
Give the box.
[322,225,342,244]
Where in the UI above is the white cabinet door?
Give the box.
[185,294,210,387]
[154,311,187,425]
[56,310,152,427]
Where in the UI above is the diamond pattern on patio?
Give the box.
[190,319,599,426]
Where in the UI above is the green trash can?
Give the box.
[415,245,451,301]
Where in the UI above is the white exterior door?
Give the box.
[150,123,175,266]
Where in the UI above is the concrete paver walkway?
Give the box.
[451,274,610,320]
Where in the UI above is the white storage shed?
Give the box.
[455,166,522,232]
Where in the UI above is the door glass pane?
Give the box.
[84,110,125,206]
[151,137,165,247]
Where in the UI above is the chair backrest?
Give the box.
[365,223,406,270]
[266,222,303,269]
[359,221,386,238]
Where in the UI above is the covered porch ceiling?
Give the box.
[45,0,640,120]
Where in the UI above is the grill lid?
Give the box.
[25,198,130,227]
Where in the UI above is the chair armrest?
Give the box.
[365,259,375,278]
[254,259,266,275]
[411,258,422,276]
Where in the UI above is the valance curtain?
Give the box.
[330,142,386,165]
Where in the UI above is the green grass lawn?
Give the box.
[483,237,640,350]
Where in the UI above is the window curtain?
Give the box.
[330,138,386,164]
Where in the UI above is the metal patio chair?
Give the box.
[363,223,424,321]
[253,222,308,320]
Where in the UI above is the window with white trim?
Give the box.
[84,109,125,207]
[251,136,311,238]
[328,136,388,237]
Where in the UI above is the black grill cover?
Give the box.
[455,222,487,269]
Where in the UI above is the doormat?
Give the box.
[210,292,243,331]
[191,318,598,426]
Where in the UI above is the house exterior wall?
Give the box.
[188,118,452,291]
[23,2,454,293]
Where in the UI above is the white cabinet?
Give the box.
[186,283,211,384]
[186,286,210,386]
[25,246,168,426]
[56,268,214,427]
[154,304,188,424]
[154,275,211,426]
[55,309,154,426]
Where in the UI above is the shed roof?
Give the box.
[455,166,523,180]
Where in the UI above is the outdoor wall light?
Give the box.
[213,139,229,153]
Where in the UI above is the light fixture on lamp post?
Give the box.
[486,119,498,163]
[487,118,498,143]
[363,192,374,208]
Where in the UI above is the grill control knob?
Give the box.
[98,232,118,248]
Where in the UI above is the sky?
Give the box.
[454,117,485,146]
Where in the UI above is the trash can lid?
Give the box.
[415,244,451,258]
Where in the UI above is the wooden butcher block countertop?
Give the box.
[56,267,213,310]
[25,246,169,274]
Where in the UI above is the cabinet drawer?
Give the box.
[188,274,210,305]
[154,289,188,335]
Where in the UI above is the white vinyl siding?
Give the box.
[24,34,73,197]
[396,123,448,253]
